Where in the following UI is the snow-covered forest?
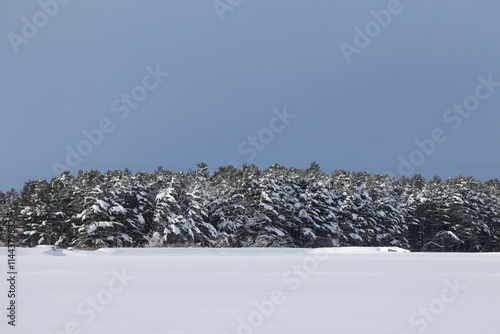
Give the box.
[1,163,499,252]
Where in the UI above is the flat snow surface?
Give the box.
[1,247,499,334]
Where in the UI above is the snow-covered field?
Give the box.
[1,246,499,334]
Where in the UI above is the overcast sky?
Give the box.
[2,0,500,191]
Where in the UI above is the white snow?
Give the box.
[82,221,119,233]
[0,247,498,333]
[109,205,127,215]
[97,200,109,210]
[169,224,181,235]
[302,227,317,239]
[265,226,285,237]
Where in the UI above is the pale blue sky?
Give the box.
[2,0,500,190]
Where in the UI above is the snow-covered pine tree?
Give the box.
[180,163,218,246]
[332,171,375,246]
[369,174,409,249]
[18,176,76,247]
[0,189,20,246]
[71,170,146,247]
[208,165,251,247]
[152,164,217,247]
[252,164,295,247]
[290,163,341,247]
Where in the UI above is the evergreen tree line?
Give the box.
[1,163,499,252]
